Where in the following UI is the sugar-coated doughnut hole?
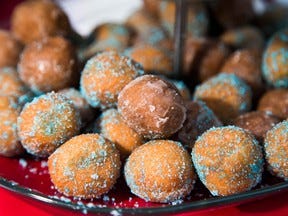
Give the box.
[82,23,132,59]
[176,100,222,149]
[18,36,78,94]
[80,51,144,109]
[0,30,22,68]
[11,0,72,44]
[257,89,288,120]
[98,108,143,159]
[264,120,288,180]
[125,139,196,203]
[262,28,288,88]
[194,73,252,124]
[17,92,81,157]
[0,96,24,157]
[192,126,264,196]
[125,44,173,75]
[48,133,121,198]
[118,75,186,139]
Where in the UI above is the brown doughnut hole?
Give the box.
[18,36,78,94]
[11,0,72,44]
[0,30,22,68]
[220,49,264,98]
[176,100,222,148]
[183,38,230,82]
[220,26,265,52]
[0,96,24,157]
[211,0,255,28]
[233,111,280,143]
[257,89,288,120]
[118,75,186,139]
[142,0,161,18]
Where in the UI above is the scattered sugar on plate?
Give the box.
[40,160,48,168]
[29,168,37,174]
[19,158,27,168]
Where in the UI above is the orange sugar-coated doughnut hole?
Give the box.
[264,120,288,180]
[17,92,81,157]
[192,126,264,196]
[118,75,186,139]
[262,28,288,88]
[124,139,196,203]
[0,30,22,68]
[82,23,132,59]
[125,44,173,76]
[80,51,144,109]
[48,133,121,198]
[194,73,252,124]
[0,96,24,157]
[98,108,143,159]
[18,36,78,95]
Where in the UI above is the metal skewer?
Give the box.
[173,0,188,78]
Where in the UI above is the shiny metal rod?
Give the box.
[173,0,188,78]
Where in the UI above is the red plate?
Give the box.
[1,155,288,215]
[1,1,288,215]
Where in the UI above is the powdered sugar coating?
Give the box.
[48,133,121,198]
[118,75,186,139]
[17,92,81,157]
[192,126,264,196]
[80,51,144,109]
[124,139,195,203]
[264,120,288,180]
